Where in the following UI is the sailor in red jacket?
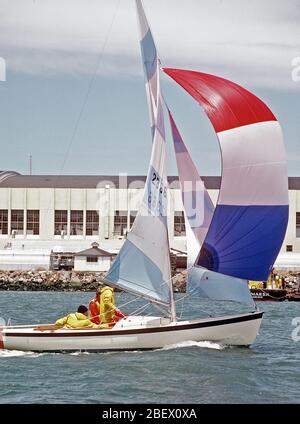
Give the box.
[88,289,101,324]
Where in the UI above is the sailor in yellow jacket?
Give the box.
[99,286,127,324]
[55,305,95,329]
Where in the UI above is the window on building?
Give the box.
[27,210,39,235]
[54,210,68,235]
[286,245,293,252]
[70,210,83,236]
[174,211,186,236]
[11,209,24,234]
[114,210,128,236]
[86,210,99,236]
[297,212,300,238]
[87,256,98,263]
[130,211,137,228]
[0,209,8,235]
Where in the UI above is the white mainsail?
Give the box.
[135,0,159,137]
[105,2,172,310]
[105,95,171,307]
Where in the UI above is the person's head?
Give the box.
[77,305,88,316]
[96,287,102,299]
[101,285,114,294]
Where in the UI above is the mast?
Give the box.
[169,279,177,322]
[104,2,179,318]
[165,215,176,322]
[133,0,176,317]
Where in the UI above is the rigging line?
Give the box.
[131,302,151,316]
[151,301,169,316]
[42,0,121,222]
[58,0,121,175]
[178,294,185,319]
[110,294,146,311]
[87,295,146,321]
[119,293,168,318]
[90,299,163,321]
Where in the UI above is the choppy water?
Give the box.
[0,291,300,404]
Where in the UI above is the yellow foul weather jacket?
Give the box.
[100,286,117,324]
[55,312,94,329]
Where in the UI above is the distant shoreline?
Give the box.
[0,270,186,293]
[0,270,103,292]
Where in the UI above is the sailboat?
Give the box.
[0,0,288,352]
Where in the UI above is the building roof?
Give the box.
[0,171,20,185]
[288,177,300,190]
[75,246,113,257]
[0,173,299,190]
[0,174,219,189]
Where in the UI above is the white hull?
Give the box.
[0,312,263,352]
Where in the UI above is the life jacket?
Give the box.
[89,298,100,324]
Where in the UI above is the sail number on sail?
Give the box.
[145,169,168,219]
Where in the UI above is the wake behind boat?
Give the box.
[0,0,288,352]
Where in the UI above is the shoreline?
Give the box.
[0,269,187,293]
[0,269,299,296]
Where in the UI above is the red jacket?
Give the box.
[88,298,100,324]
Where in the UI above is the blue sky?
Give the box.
[0,0,299,176]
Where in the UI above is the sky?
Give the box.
[0,0,299,176]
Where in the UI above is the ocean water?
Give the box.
[0,291,300,404]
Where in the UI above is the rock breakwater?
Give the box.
[0,269,187,292]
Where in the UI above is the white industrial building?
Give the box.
[0,171,299,270]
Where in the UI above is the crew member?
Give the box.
[55,305,95,329]
[89,289,101,324]
[99,286,127,324]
